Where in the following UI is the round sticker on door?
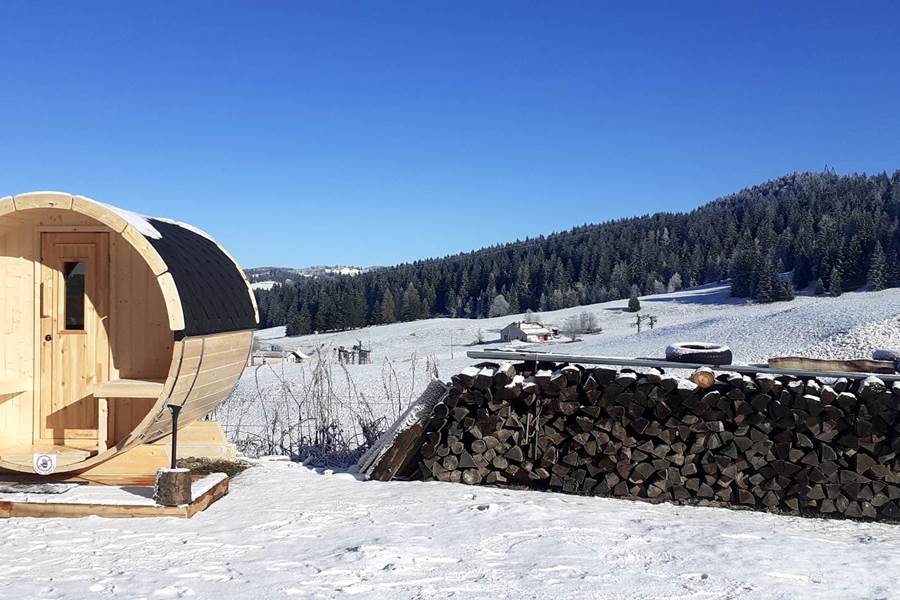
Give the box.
[33,453,58,475]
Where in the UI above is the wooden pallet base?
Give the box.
[0,473,229,519]
[0,421,238,484]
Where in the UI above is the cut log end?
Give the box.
[154,468,192,506]
[691,367,716,389]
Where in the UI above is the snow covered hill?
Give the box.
[246,265,369,284]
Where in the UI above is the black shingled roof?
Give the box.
[145,219,257,337]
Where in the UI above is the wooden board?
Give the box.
[0,444,93,467]
[0,474,229,519]
[95,380,164,452]
[13,192,73,211]
[95,379,165,399]
[768,356,897,374]
[0,196,14,218]
[138,331,252,442]
[0,214,36,443]
[360,380,450,481]
[0,379,29,397]
[107,234,174,443]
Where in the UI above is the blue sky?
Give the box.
[1,2,899,268]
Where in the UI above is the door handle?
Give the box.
[45,334,53,342]
[40,283,52,318]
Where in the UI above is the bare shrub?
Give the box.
[213,352,439,469]
[560,311,601,341]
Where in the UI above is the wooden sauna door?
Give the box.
[38,232,110,443]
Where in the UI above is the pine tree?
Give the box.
[627,285,641,312]
[729,242,760,298]
[514,263,532,309]
[464,297,476,318]
[445,289,459,317]
[842,236,865,289]
[775,278,795,302]
[828,264,843,297]
[610,261,629,299]
[867,242,887,290]
[421,283,436,315]
[378,289,397,323]
[754,259,776,303]
[401,284,423,321]
[285,303,303,336]
[792,254,813,289]
[266,291,287,328]
[297,303,312,334]
[887,248,900,288]
[347,288,367,328]
[316,293,337,331]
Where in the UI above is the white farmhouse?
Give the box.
[500,321,559,343]
[248,349,310,366]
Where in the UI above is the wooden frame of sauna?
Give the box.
[0,192,257,475]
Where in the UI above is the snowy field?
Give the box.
[258,283,900,366]
[2,459,899,599]
[218,284,900,456]
[2,284,900,599]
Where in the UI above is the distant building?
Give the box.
[500,321,560,343]
[248,350,309,367]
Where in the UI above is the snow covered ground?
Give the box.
[221,284,900,454]
[2,285,900,599]
[254,283,900,380]
[251,280,277,291]
[2,459,899,599]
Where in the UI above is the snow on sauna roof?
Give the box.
[99,201,165,239]
[145,218,258,337]
[3,191,259,338]
[97,200,217,243]
[97,198,258,337]
[85,196,258,336]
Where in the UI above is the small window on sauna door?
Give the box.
[63,261,86,330]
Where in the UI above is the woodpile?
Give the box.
[413,361,900,521]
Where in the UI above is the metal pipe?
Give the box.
[466,349,900,383]
[167,404,182,470]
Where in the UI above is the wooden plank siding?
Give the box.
[0,198,254,475]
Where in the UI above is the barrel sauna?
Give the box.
[0,192,258,474]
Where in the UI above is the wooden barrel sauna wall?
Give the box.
[0,192,258,474]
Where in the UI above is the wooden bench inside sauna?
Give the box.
[0,192,257,476]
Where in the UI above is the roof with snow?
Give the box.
[504,322,555,336]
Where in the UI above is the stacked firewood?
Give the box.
[416,361,900,521]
